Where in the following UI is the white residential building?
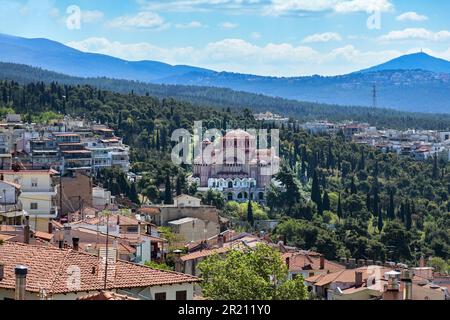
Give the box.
[0,169,58,231]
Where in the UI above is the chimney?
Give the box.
[217,234,224,248]
[72,237,80,251]
[0,263,4,281]
[173,250,183,273]
[419,256,425,268]
[285,257,290,269]
[401,270,413,300]
[15,265,28,300]
[48,221,53,234]
[320,255,325,270]
[24,216,30,244]
[355,271,363,288]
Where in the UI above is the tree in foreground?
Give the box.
[198,244,308,300]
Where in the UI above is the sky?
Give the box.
[0,0,450,76]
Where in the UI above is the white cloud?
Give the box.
[267,0,394,16]
[81,10,104,24]
[396,11,428,22]
[67,37,195,62]
[219,22,239,29]
[303,32,342,43]
[66,37,408,76]
[175,21,203,29]
[380,28,450,42]
[107,11,169,30]
[139,0,264,13]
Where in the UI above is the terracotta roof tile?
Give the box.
[180,247,230,262]
[0,242,200,295]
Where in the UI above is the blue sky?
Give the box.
[0,0,449,76]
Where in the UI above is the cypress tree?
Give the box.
[247,199,254,226]
[406,201,412,230]
[377,207,384,233]
[372,185,379,217]
[129,182,140,205]
[322,191,330,211]
[350,176,357,194]
[164,174,173,204]
[366,192,371,212]
[337,193,343,221]
[387,190,396,220]
[432,153,439,179]
[311,170,322,207]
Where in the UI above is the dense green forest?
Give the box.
[2,62,450,130]
[0,80,448,268]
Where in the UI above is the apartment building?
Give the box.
[0,169,58,231]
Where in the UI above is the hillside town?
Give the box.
[0,113,448,301]
[301,120,450,161]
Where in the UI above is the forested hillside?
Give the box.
[2,63,450,131]
[0,80,449,268]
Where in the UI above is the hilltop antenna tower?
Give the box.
[372,84,378,110]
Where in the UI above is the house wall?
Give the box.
[59,173,93,215]
[170,219,219,243]
[158,206,219,226]
[0,181,18,204]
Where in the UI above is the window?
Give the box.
[30,203,38,210]
[176,290,187,301]
[154,292,166,301]
[31,178,38,188]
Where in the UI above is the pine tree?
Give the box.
[164,174,173,204]
[247,199,254,226]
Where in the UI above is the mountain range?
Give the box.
[1,33,450,113]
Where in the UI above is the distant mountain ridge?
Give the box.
[357,52,450,74]
[1,33,450,113]
[0,33,213,82]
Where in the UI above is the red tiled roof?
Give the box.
[180,247,230,262]
[0,242,200,295]
[34,231,54,241]
[282,252,345,272]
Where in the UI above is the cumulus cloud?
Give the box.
[175,21,203,29]
[81,10,104,24]
[396,11,428,22]
[139,0,265,13]
[66,37,409,76]
[303,32,342,43]
[380,28,450,42]
[266,0,394,16]
[219,22,239,29]
[107,11,169,30]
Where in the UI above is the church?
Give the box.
[192,129,279,202]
